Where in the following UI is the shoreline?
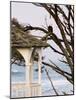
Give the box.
[11,79,72,86]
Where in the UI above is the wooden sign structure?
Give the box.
[11,20,49,98]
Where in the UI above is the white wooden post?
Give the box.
[17,48,33,84]
[37,48,42,96]
[25,63,31,84]
[25,62,33,84]
[38,48,42,84]
[30,62,33,83]
[17,48,33,96]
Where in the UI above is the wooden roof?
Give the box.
[11,25,49,48]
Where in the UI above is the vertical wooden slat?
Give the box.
[11,83,41,98]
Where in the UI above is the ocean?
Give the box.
[11,63,73,96]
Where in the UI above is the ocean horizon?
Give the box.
[11,63,73,96]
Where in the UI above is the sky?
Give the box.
[11,2,62,37]
[11,2,68,68]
